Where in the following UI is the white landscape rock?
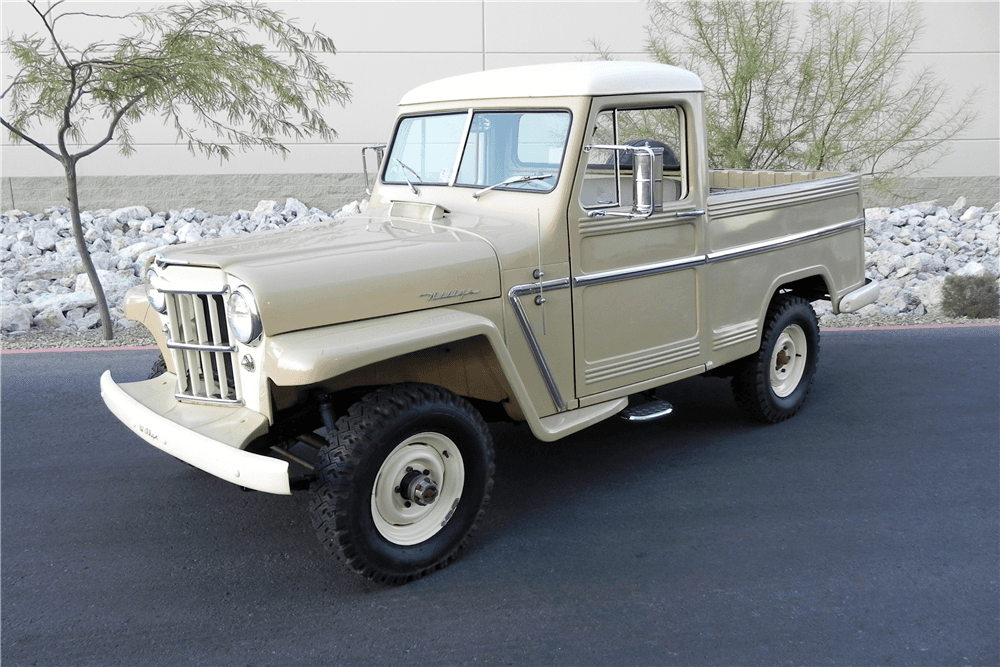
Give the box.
[2,303,33,332]
[74,270,135,305]
[33,227,60,252]
[175,222,203,244]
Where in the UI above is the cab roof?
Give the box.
[399,61,704,105]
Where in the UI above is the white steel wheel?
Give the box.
[770,324,807,398]
[371,432,465,546]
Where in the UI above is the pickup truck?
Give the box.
[101,61,879,584]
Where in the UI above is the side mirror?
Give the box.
[630,145,664,216]
[584,144,663,219]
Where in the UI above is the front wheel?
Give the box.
[732,295,819,423]
[309,384,494,584]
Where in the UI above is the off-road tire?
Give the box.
[732,295,819,423]
[309,383,495,584]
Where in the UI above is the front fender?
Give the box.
[263,308,516,387]
[123,284,171,370]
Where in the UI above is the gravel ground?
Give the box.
[2,311,996,351]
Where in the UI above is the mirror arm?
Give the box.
[582,144,662,219]
[361,145,386,196]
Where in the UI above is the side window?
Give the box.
[582,111,617,206]
[581,106,687,209]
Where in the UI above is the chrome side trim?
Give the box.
[574,255,704,288]
[707,218,864,264]
[579,213,692,236]
[508,278,571,412]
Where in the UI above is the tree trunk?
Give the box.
[64,160,115,340]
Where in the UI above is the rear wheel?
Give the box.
[732,295,819,423]
[309,383,494,584]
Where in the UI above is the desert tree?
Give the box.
[597,0,975,194]
[2,0,351,339]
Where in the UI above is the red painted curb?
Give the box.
[822,322,999,332]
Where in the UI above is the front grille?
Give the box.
[163,290,242,405]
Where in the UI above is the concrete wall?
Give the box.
[2,0,997,214]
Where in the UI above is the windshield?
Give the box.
[384,110,571,194]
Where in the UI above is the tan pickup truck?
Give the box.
[101,61,879,583]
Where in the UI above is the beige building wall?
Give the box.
[2,0,997,213]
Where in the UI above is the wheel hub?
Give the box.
[770,324,807,398]
[400,468,438,506]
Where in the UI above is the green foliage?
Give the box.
[1,0,351,339]
[2,0,351,161]
[599,0,976,189]
[941,274,1000,319]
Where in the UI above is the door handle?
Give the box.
[675,209,706,219]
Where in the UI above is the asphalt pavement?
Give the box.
[2,325,998,666]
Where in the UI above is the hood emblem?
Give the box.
[420,289,481,302]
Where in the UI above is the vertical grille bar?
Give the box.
[177,295,205,396]
[164,294,190,394]
[211,294,239,401]
[192,295,218,398]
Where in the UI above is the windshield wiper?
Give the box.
[393,158,422,195]
[473,174,554,199]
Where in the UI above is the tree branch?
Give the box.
[1,117,61,161]
[28,0,73,70]
[72,95,144,161]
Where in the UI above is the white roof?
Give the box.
[399,61,704,105]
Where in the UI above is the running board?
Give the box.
[619,397,674,422]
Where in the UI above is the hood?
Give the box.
[159,216,501,336]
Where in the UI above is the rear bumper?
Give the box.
[838,279,880,314]
[100,370,290,495]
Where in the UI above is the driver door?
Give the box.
[570,100,707,400]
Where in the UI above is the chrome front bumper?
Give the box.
[100,370,290,495]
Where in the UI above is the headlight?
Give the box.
[226,285,262,345]
[145,268,166,313]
